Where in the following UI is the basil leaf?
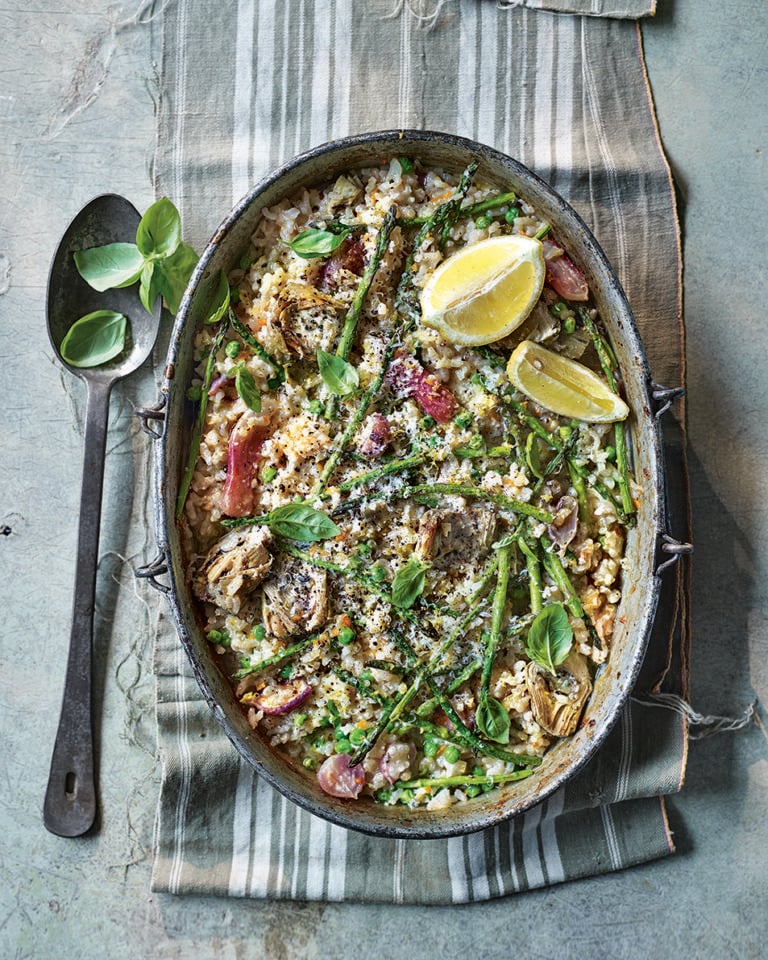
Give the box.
[317,349,359,396]
[288,227,349,259]
[139,260,162,314]
[235,366,261,413]
[476,697,510,744]
[266,503,340,542]
[136,197,181,260]
[60,310,128,368]
[73,242,144,292]
[156,241,199,315]
[525,431,544,480]
[194,270,230,324]
[391,558,429,609]
[525,603,573,675]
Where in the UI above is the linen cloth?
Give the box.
[149,0,689,901]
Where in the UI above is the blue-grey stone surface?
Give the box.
[1,1,766,957]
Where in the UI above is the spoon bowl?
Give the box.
[44,194,161,837]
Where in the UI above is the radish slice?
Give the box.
[221,411,270,517]
[317,754,366,799]
[251,679,312,716]
[543,239,589,302]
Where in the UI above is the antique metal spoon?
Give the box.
[44,195,161,837]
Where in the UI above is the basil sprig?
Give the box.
[288,226,350,259]
[475,697,510,744]
[317,349,359,396]
[60,310,128,368]
[525,603,573,675]
[391,558,430,609]
[74,197,197,316]
[266,503,340,542]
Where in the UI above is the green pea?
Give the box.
[302,757,315,770]
[443,745,461,764]
[419,414,436,430]
[454,411,473,429]
[186,384,202,402]
[294,713,308,728]
[338,626,356,646]
[563,316,577,335]
[252,624,266,641]
[261,465,277,483]
[550,301,570,319]
[348,727,366,746]
[466,784,481,798]
[225,340,240,359]
[335,739,352,755]
[605,445,617,463]
[371,563,387,583]
[504,206,520,223]
[206,629,231,648]
[309,399,323,416]
[423,738,438,758]
[475,215,492,229]
[279,663,293,679]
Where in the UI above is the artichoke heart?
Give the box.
[526,650,593,738]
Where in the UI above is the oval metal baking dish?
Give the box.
[143,130,671,839]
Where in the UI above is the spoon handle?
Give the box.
[44,377,112,837]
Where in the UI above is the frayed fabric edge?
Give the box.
[632,693,756,740]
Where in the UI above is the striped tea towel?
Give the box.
[148,0,689,901]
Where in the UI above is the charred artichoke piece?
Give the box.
[525,650,593,738]
[192,526,273,615]
[262,555,328,638]
[415,507,497,569]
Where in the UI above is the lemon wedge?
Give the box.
[420,235,545,346]
[507,340,629,423]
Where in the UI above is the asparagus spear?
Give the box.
[228,311,286,386]
[234,632,324,678]
[397,190,517,228]
[579,308,635,520]
[176,318,229,519]
[334,452,425,494]
[325,206,399,418]
[517,535,543,614]
[393,770,533,791]
[333,482,554,525]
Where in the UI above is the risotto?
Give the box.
[179,157,637,810]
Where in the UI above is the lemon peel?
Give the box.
[507,340,629,423]
[420,235,545,346]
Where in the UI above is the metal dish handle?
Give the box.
[135,549,171,594]
[134,396,172,592]
[649,380,693,576]
[135,395,167,438]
